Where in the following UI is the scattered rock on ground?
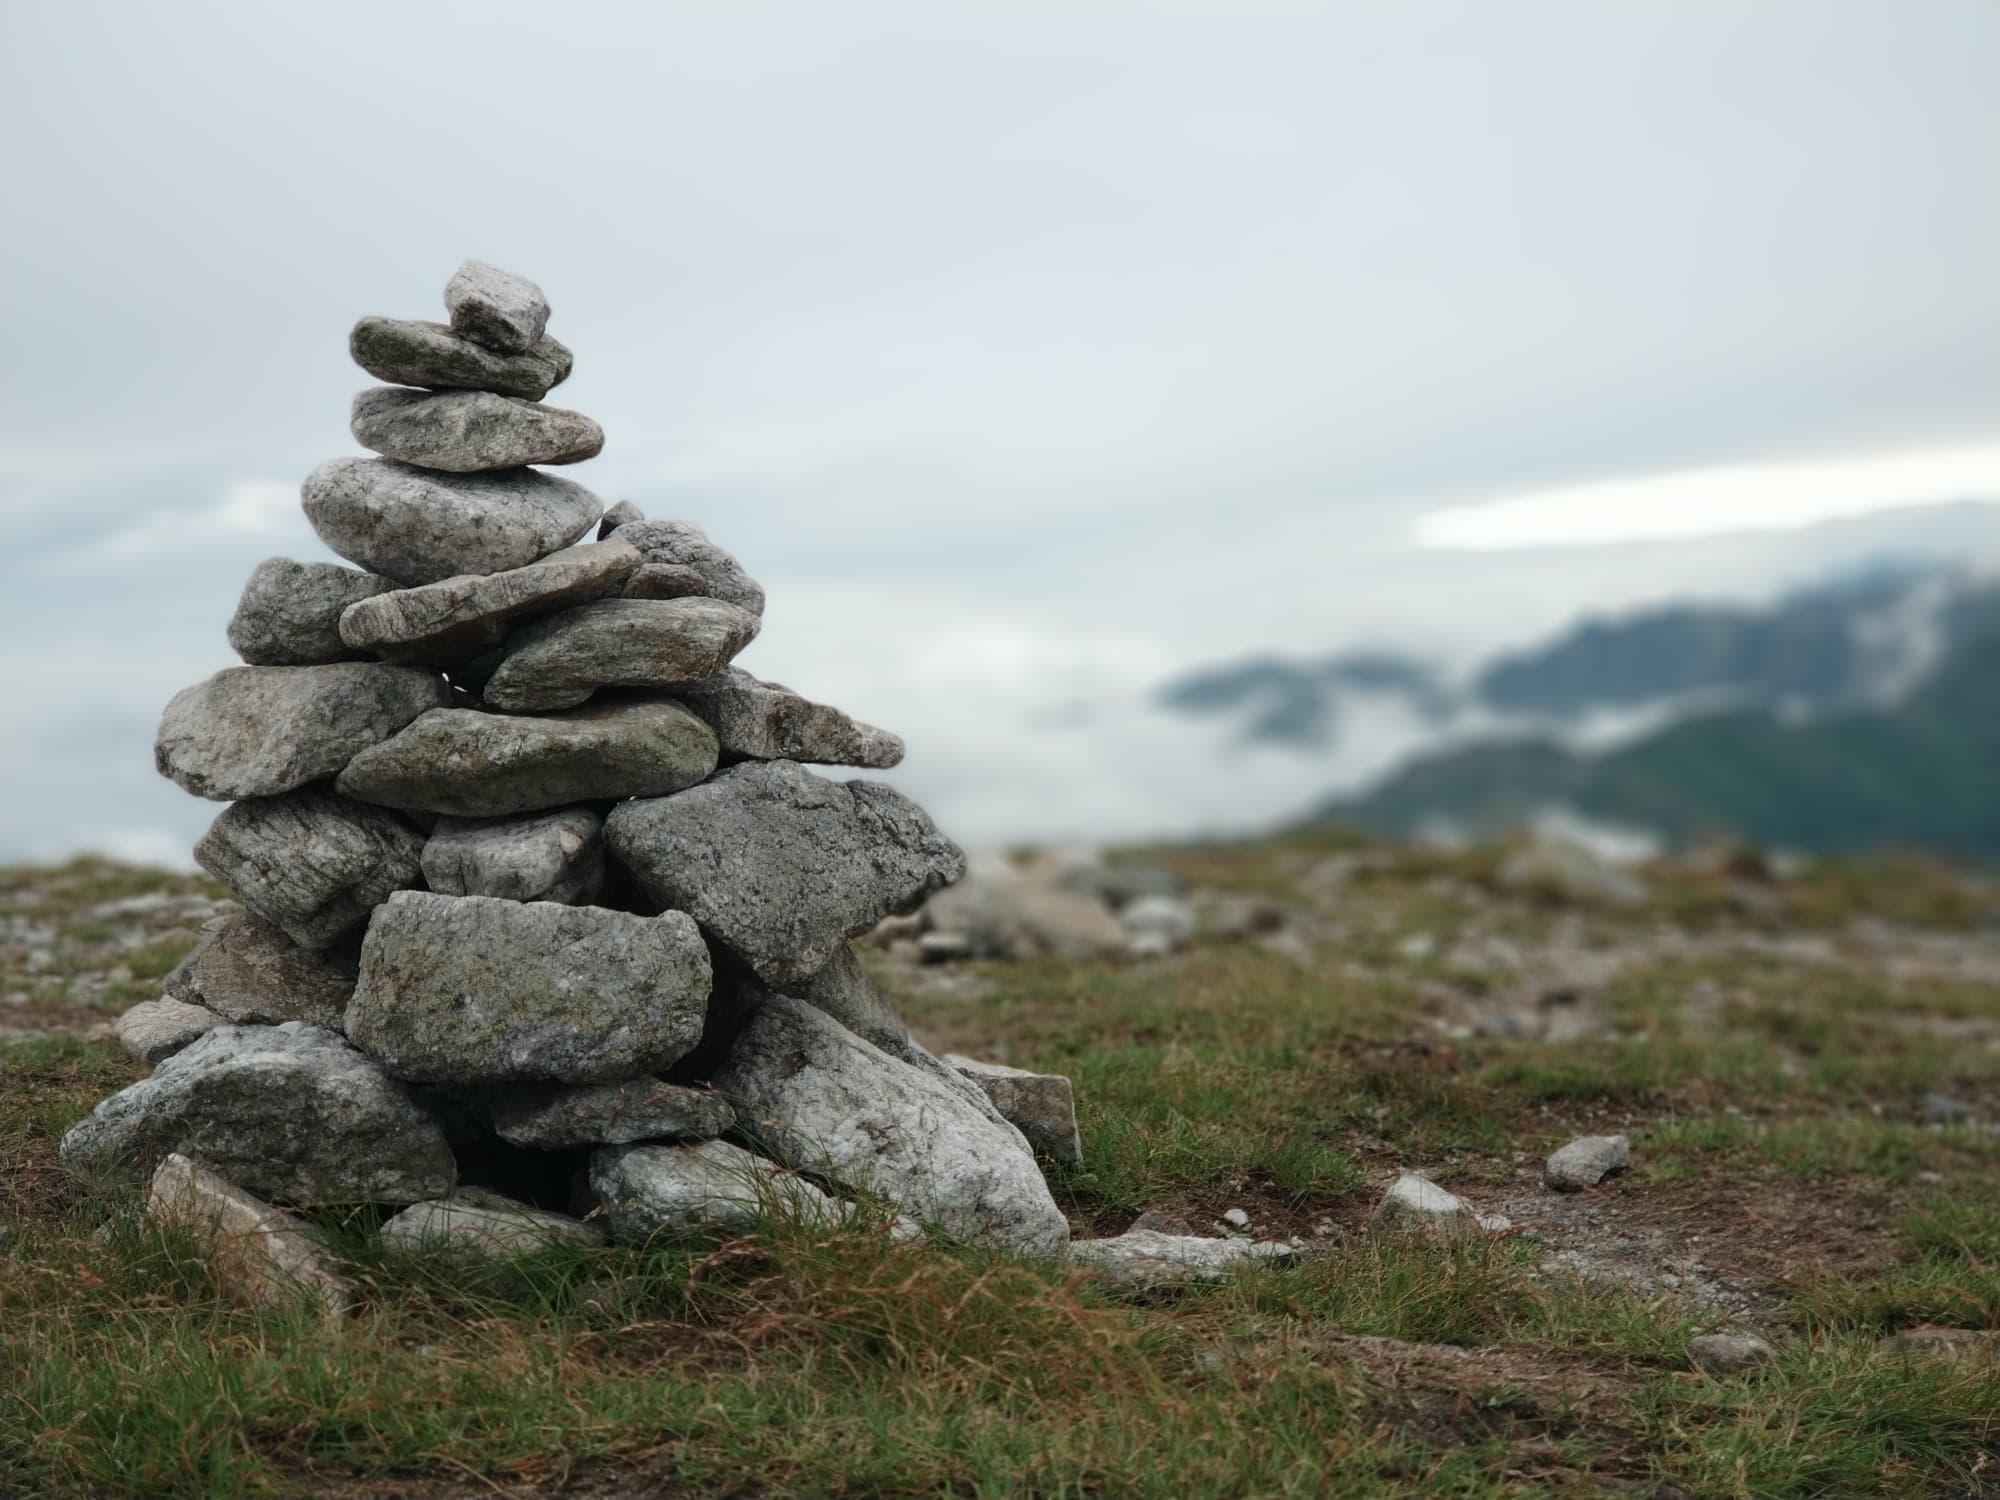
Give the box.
[1122,893,1197,957]
[381,1188,604,1259]
[1879,1327,2000,1362]
[1545,1133,1632,1192]
[61,1023,456,1204]
[1689,1332,1777,1373]
[1069,1229,1296,1287]
[1372,1172,1488,1233]
[148,1153,352,1318]
[921,850,1126,962]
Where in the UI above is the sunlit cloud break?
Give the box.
[1414,444,2000,551]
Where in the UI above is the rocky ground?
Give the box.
[4,833,1999,1497]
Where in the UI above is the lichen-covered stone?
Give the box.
[613,521,765,616]
[350,315,572,400]
[481,597,760,712]
[163,913,357,1029]
[337,538,640,665]
[114,998,220,1065]
[490,1078,735,1149]
[715,995,1069,1255]
[227,558,392,666]
[148,1154,353,1318]
[590,1139,845,1244]
[1545,1134,1631,1192]
[445,260,550,353]
[606,760,965,987]
[193,789,425,950]
[350,387,604,472]
[302,458,601,585]
[381,1190,604,1259]
[420,808,604,905]
[345,892,711,1086]
[60,1023,455,1204]
[945,1055,1082,1163]
[156,663,448,801]
[1068,1230,1295,1287]
[677,668,903,769]
[337,698,718,817]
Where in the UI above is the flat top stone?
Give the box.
[351,387,604,473]
[339,537,640,666]
[482,597,762,712]
[337,697,719,818]
[445,260,550,353]
[228,558,392,666]
[302,457,602,586]
[156,662,449,802]
[351,316,572,401]
[605,760,966,987]
[345,891,712,1086]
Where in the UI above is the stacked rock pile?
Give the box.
[65,263,1292,1288]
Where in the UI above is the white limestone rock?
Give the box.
[148,1154,353,1319]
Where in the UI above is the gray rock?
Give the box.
[337,538,641,666]
[1689,1332,1776,1374]
[351,387,604,473]
[590,1139,846,1244]
[1121,894,1197,958]
[302,457,601,586]
[1545,1133,1631,1192]
[481,597,761,712]
[677,668,904,769]
[60,1022,455,1204]
[337,698,718,818]
[345,891,711,1086]
[381,1190,604,1259]
[420,808,604,905]
[148,1154,353,1318]
[597,499,643,538]
[922,851,1125,962]
[1923,1091,1973,1124]
[490,1078,735,1149]
[114,998,220,1065]
[227,558,392,666]
[715,994,1068,1255]
[350,315,572,400]
[194,789,426,950]
[1880,1327,2000,1363]
[1068,1230,1295,1287]
[944,1055,1082,1163]
[163,913,357,1029]
[606,760,967,987]
[796,944,1019,1133]
[445,260,550,354]
[621,562,709,600]
[156,663,448,801]
[1372,1172,1479,1232]
[614,521,765,616]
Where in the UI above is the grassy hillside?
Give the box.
[4,843,2000,1497]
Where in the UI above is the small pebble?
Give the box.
[1689,1332,1775,1374]
[1221,1207,1251,1231]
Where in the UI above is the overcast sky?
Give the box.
[3,0,1998,861]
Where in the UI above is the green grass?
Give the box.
[6,842,2000,1497]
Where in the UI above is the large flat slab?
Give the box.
[337,698,718,817]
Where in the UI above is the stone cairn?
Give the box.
[63,264,1285,1290]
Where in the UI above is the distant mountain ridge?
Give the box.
[1153,560,2000,857]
